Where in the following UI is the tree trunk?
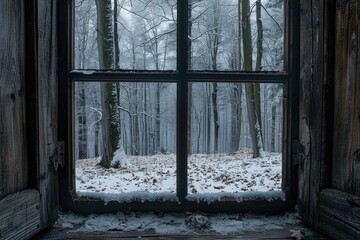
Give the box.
[242,0,263,158]
[206,84,211,154]
[234,83,242,151]
[271,103,276,152]
[233,1,242,152]
[94,121,100,157]
[254,0,263,141]
[210,1,220,153]
[113,0,120,69]
[95,0,120,168]
[77,83,87,159]
[212,82,219,153]
[155,83,161,153]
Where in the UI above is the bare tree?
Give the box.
[95,0,124,168]
[242,0,264,158]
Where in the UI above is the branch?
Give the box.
[87,107,103,135]
[260,2,284,33]
[118,106,160,121]
[248,1,283,33]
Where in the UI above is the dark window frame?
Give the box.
[58,0,300,214]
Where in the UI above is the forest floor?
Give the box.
[35,152,329,239]
[35,211,331,240]
[76,150,282,196]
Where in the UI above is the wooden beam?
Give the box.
[319,189,360,240]
[332,0,360,194]
[37,0,60,229]
[0,0,28,199]
[0,189,40,240]
[34,223,327,239]
[298,0,335,227]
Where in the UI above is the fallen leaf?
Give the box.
[290,230,305,240]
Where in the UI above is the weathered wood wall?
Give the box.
[332,0,360,196]
[316,1,360,238]
[0,1,45,239]
[37,0,59,229]
[299,0,360,238]
[0,0,59,238]
[0,0,28,198]
[0,190,40,239]
[298,0,335,227]
[319,189,360,239]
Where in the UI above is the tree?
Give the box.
[242,0,264,158]
[95,0,128,168]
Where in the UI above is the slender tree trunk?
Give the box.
[271,103,276,152]
[78,83,87,159]
[155,83,161,153]
[234,83,242,151]
[242,0,263,158]
[144,85,149,155]
[210,1,220,153]
[94,121,100,156]
[134,84,140,155]
[113,0,120,69]
[212,82,219,153]
[233,1,242,152]
[206,84,211,154]
[254,0,263,144]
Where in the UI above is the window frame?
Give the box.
[58,0,300,214]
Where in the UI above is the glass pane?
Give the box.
[189,0,284,71]
[188,82,283,194]
[74,0,177,70]
[74,82,177,194]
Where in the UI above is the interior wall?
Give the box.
[0,0,28,199]
[298,0,335,226]
[332,0,360,196]
[298,1,360,238]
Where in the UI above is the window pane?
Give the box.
[74,0,177,70]
[188,82,283,194]
[189,0,284,71]
[74,82,177,194]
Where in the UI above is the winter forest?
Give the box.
[74,0,285,195]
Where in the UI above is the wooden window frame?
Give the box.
[57,0,300,214]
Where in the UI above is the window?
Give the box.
[58,0,299,213]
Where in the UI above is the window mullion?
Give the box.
[176,0,189,201]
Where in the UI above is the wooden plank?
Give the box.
[352,150,360,196]
[0,189,40,240]
[332,0,360,194]
[319,189,360,240]
[298,0,335,227]
[37,0,59,229]
[0,0,28,199]
[298,0,312,224]
[34,223,329,240]
[320,189,360,229]
[319,212,359,240]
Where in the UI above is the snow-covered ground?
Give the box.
[54,211,300,235]
[62,152,295,237]
[76,150,282,199]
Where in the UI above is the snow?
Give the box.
[110,145,130,168]
[76,150,282,203]
[186,191,285,203]
[76,191,178,204]
[71,70,96,75]
[54,211,301,235]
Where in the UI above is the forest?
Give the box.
[73,0,285,191]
